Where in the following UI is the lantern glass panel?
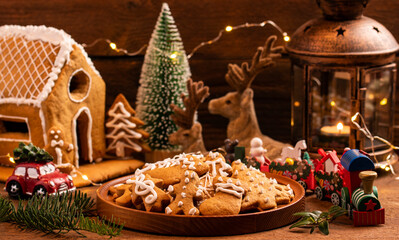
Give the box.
[292,64,305,142]
[310,68,352,150]
[363,68,393,150]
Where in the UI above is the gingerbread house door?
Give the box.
[72,107,93,167]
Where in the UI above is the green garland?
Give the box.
[269,160,311,180]
[0,191,123,237]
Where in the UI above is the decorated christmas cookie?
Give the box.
[165,170,203,215]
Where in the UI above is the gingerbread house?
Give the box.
[0,25,106,167]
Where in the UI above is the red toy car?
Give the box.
[5,161,75,197]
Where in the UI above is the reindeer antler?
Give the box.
[225,35,283,93]
[170,78,210,129]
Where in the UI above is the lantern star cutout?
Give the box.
[365,199,377,211]
[336,27,346,37]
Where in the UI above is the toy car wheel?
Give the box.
[34,185,47,196]
[298,180,307,190]
[315,186,324,200]
[7,181,22,198]
[331,192,341,206]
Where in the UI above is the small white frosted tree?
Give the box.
[106,94,150,157]
[136,3,190,150]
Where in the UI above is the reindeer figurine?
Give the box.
[208,35,290,160]
[169,78,210,154]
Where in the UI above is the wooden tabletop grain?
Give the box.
[1,163,399,240]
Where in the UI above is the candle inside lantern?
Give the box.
[337,122,343,134]
[320,122,350,136]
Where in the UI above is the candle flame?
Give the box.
[337,122,343,131]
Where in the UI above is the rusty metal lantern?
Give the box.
[286,0,399,166]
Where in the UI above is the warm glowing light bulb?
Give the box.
[9,156,14,163]
[225,26,233,32]
[284,35,290,42]
[294,101,300,107]
[82,175,89,181]
[380,98,387,106]
[337,122,344,132]
[351,114,357,122]
[385,166,390,171]
[109,42,117,50]
[330,101,336,107]
[170,52,177,59]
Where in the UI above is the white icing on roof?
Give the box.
[0,25,101,107]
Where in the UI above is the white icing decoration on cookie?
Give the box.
[208,151,219,159]
[191,172,195,178]
[250,177,254,182]
[105,101,143,157]
[236,180,241,186]
[165,207,172,214]
[227,178,232,183]
[185,178,190,184]
[205,157,231,177]
[246,172,251,176]
[127,174,158,205]
[196,189,202,197]
[178,201,183,207]
[185,170,189,176]
[268,187,272,191]
[188,207,197,215]
[254,183,258,188]
[167,185,174,192]
[264,197,269,203]
[260,181,264,185]
[181,192,186,198]
[183,186,186,190]
[218,177,223,182]
[215,182,245,198]
[234,170,239,176]
[259,189,263,194]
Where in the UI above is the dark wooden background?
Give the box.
[1,0,398,150]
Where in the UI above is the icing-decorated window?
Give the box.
[68,69,91,102]
[0,117,30,141]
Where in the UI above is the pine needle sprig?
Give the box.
[0,196,14,222]
[290,205,347,235]
[2,190,123,238]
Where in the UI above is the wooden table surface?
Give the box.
[1,163,399,240]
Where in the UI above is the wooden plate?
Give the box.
[97,172,305,236]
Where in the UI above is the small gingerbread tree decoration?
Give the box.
[169,78,209,153]
[106,94,150,157]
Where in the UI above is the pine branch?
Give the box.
[0,196,13,222]
[2,191,123,238]
[290,205,347,235]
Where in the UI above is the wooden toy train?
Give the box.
[244,145,384,226]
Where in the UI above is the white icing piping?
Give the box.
[38,108,47,145]
[127,174,157,205]
[105,101,143,156]
[67,68,92,103]
[71,107,93,167]
[205,157,231,177]
[0,114,31,142]
[215,182,245,198]
[0,25,102,106]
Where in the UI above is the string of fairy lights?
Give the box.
[81,20,291,60]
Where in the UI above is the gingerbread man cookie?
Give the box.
[44,127,74,166]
